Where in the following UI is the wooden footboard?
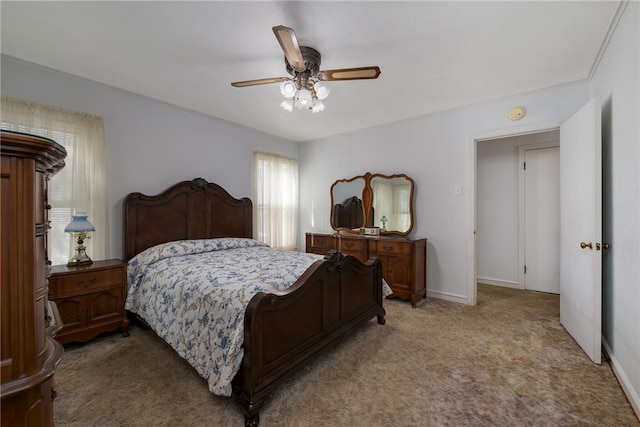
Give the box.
[232,250,386,426]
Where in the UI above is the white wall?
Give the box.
[590,1,640,416]
[1,55,300,259]
[300,82,590,303]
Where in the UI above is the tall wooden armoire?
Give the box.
[1,130,67,426]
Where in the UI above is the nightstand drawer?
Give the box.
[49,268,122,296]
[373,241,412,256]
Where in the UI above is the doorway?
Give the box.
[469,100,603,365]
[475,131,560,294]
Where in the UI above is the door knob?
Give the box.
[580,242,593,249]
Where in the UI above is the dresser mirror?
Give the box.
[330,176,368,231]
[330,172,414,235]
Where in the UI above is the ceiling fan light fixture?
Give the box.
[312,100,325,113]
[295,87,313,109]
[280,80,297,98]
[314,81,330,100]
[231,25,379,114]
[280,98,294,112]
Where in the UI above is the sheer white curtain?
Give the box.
[1,96,107,265]
[372,181,393,228]
[393,184,411,231]
[372,182,411,231]
[253,152,298,250]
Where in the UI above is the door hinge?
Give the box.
[524,265,527,274]
[523,161,526,170]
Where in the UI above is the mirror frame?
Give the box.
[330,172,414,235]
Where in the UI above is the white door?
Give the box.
[560,98,602,364]
[524,146,560,294]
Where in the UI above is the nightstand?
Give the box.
[48,259,130,344]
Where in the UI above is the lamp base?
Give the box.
[66,258,93,267]
[67,242,93,267]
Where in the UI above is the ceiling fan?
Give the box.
[231,25,381,112]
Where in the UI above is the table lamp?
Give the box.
[380,215,388,231]
[64,213,95,266]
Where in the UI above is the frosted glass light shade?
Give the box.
[314,81,331,100]
[312,101,325,113]
[295,88,313,109]
[280,81,297,99]
[280,99,294,112]
[64,214,95,232]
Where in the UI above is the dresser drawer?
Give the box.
[373,240,412,257]
[49,268,123,296]
[306,233,335,255]
[307,234,333,250]
[337,237,368,257]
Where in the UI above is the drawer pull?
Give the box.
[75,278,98,288]
[382,245,395,252]
[344,242,354,248]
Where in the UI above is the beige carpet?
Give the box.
[53,284,638,426]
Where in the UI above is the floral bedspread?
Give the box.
[125,238,326,396]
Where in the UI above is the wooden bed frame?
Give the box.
[123,178,386,426]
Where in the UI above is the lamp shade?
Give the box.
[280,98,294,112]
[295,88,313,109]
[314,81,331,100]
[64,214,95,233]
[312,100,325,113]
[280,80,297,99]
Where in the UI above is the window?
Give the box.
[253,152,298,250]
[1,96,107,265]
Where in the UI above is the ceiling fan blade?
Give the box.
[272,25,306,72]
[231,77,289,87]
[318,66,381,81]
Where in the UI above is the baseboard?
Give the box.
[426,289,468,305]
[476,277,520,289]
[602,338,640,420]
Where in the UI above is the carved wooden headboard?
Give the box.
[123,178,253,260]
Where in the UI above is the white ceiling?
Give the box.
[1,1,620,142]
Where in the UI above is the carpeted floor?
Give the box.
[53,284,639,426]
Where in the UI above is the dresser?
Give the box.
[48,259,130,345]
[306,232,427,307]
[1,131,66,426]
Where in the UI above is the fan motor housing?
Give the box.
[285,46,321,77]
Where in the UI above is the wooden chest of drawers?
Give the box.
[306,233,427,307]
[1,131,66,427]
[48,259,130,344]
